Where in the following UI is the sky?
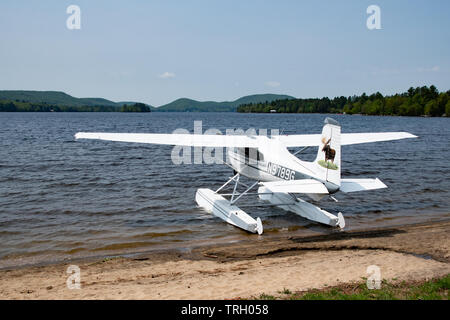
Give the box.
[1,0,449,106]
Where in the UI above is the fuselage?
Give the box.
[227,137,340,194]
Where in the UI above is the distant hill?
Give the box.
[231,94,296,107]
[0,90,294,112]
[156,98,231,112]
[156,94,296,112]
[0,90,124,107]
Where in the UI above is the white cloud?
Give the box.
[417,66,440,72]
[265,81,280,88]
[159,72,176,79]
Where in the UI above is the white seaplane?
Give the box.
[75,118,417,235]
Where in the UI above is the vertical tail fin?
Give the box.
[314,118,341,187]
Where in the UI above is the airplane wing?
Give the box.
[277,132,417,147]
[340,178,387,193]
[261,179,329,194]
[75,132,260,148]
[75,131,417,148]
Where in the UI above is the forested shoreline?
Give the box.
[0,101,151,112]
[2,86,449,116]
[237,86,450,117]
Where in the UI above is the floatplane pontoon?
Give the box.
[75,118,417,235]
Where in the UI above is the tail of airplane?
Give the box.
[313,117,341,187]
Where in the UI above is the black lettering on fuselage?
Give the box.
[267,162,296,180]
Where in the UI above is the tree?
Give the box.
[437,93,449,116]
[360,92,368,103]
[424,100,439,116]
[121,103,151,112]
[430,85,438,98]
[0,102,17,111]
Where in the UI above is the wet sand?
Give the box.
[0,220,448,299]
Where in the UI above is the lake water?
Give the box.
[0,112,449,268]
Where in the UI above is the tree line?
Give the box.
[0,101,151,112]
[237,85,450,117]
[120,103,151,112]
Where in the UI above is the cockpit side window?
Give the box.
[245,148,250,159]
[257,151,264,162]
[234,148,263,164]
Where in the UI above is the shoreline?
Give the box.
[1,111,448,118]
[2,217,448,271]
[0,219,448,299]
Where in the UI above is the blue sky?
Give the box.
[1,0,449,106]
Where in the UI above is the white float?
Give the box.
[196,188,263,234]
[258,186,345,229]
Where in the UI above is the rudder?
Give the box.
[314,117,341,187]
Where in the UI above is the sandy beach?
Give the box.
[0,220,448,300]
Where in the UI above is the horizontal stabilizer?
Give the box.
[340,178,387,193]
[341,132,417,145]
[261,179,329,194]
